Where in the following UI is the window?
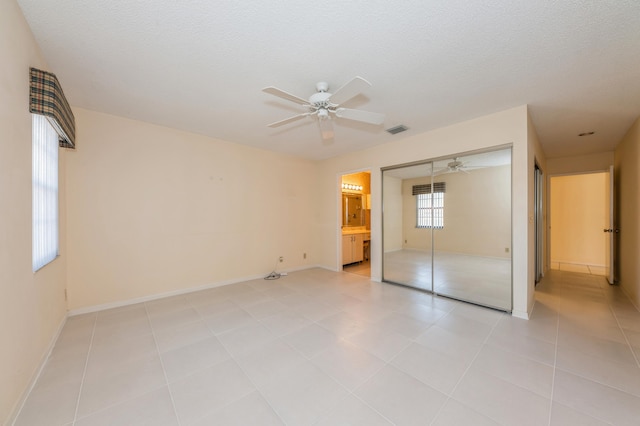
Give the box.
[32,114,59,271]
[414,182,445,229]
[416,192,444,228]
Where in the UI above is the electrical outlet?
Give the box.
[505,248,510,253]
[279,256,284,263]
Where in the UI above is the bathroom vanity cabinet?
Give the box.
[342,233,364,265]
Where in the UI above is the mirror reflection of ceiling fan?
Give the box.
[262,76,385,144]
[433,158,488,175]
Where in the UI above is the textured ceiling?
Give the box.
[17,0,640,161]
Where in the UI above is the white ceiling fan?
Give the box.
[262,76,385,143]
[434,158,487,175]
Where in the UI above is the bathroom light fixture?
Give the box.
[342,183,363,191]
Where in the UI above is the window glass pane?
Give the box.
[32,115,59,271]
[417,193,444,228]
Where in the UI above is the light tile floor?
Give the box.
[14,268,640,425]
[343,259,371,277]
[550,261,607,276]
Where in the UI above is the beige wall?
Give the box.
[0,1,69,423]
[66,108,317,311]
[317,105,539,318]
[546,151,614,175]
[614,117,640,306]
[550,173,610,267]
[402,165,511,258]
[382,175,403,252]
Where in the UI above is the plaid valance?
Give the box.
[29,67,75,149]
[412,182,446,195]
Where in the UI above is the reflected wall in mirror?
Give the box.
[382,162,433,291]
[382,147,512,311]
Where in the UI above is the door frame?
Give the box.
[548,169,612,277]
[337,168,372,272]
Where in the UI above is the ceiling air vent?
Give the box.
[386,124,408,135]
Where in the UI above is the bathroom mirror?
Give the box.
[342,193,364,227]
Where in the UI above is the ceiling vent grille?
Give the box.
[386,124,408,135]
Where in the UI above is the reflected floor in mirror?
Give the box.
[384,250,511,311]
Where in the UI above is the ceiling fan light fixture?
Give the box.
[317,108,329,120]
[263,76,385,144]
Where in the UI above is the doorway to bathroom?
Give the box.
[341,171,371,277]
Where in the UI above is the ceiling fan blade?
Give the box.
[318,118,334,143]
[329,76,371,105]
[262,86,309,105]
[267,112,311,128]
[335,108,385,125]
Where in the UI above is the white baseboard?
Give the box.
[68,265,323,316]
[619,283,640,312]
[7,313,68,426]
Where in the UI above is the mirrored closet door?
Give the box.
[382,162,434,291]
[382,146,512,311]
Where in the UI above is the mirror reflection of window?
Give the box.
[414,182,446,229]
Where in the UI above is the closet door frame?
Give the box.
[381,144,513,312]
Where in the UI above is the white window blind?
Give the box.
[416,193,444,228]
[32,114,59,271]
[414,182,446,229]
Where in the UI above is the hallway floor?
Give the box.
[550,261,607,276]
[14,268,640,425]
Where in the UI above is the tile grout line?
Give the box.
[602,272,640,369]
[606,299,640,370]
[427,310,505,425]
[268,285,387,425]
[546,303,560,426]
[285,281,398,425]
[192,292,291,426]
[222,278,400,425]
[71,313,98,425]
[143,301,183,426]
[311,305,419,425]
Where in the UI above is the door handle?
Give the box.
[604,229,612,233]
